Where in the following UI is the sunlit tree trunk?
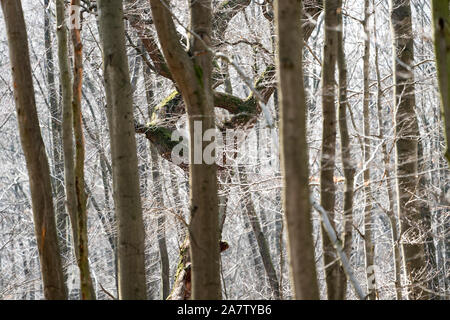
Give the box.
[1,0,67,300]
[362,0,376,300]
[275,0,320,300]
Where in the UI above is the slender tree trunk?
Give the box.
[143,64,170,300]
[56,0,80,296]
[1,0,67,300]
[275,0,320,300]
[390,0,426,300]
[69,0,96,300]
[149,0,221,299]
[373,2,402,299]
[362,0,376,300]
[336,0,355,300]
[320,0,339,300]
[150,145,170,299]
[237,165,280,299]
[97,0,147,299]
[431,0,450,163]
[44,0,67,262]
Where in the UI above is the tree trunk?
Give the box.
[56,0,80,297]
[336,0,356,300]
[275,0,320,300]
[1,0,67,300]
[237,165,280,299]
[373,2,402,299]
[362,0,376,300]
[431,0,450,163]
[143,64,170,300]
[44,0,68,263]
[149,0,221,299]
[150,144,170,299]
[70,0,96,300]
[97,0,148,299]
[320,0,339,300]
[391,0,426,300]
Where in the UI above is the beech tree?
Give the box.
[97,0,148,299]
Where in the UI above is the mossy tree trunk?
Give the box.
[149,0,221,299]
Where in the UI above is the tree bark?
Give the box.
[362,0,376,300]
[56,0,80,296]
[336,0,355,300]
[1,0,67,300]
[69,0,96,300]
[391,0,426,300]
[275,0,320,300]
[149,0,221,299]
[431,0,450,163]
[44,0,67,263]
[373,2,402,299]
[97,0,148,299]
[320,0,339,300]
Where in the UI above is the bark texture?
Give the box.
[320,0,339,300]
[97,0,148,299]
[336,0,355,300]
[391,0,426,300]
[1,0,67,300]
[362,0,376,300]
[70,0,96,300]
[275,0,320,300]
[431,0,450,163]
[149,0,221,299]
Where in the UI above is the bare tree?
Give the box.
[336,0,355,300]
[97,0,148,299]
[149,0,221,299]
[275,0,320,300]
[391,0,426,300]
[431,0,450,163]
[320,0,340,300]
[70,0,96,300]
[1,0,67,300]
